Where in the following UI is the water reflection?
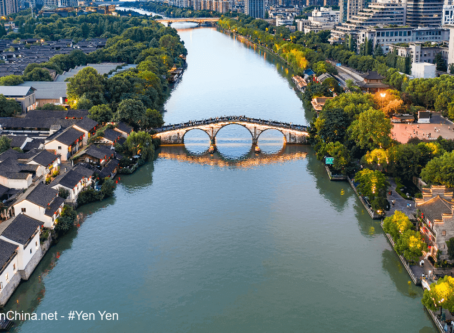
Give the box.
[158,144,308,169]
[381,249,423,298]
[304,151,351,212]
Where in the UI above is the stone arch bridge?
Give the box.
[155,17,221,26]
[153,116,309,145]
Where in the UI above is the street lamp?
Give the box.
[380,92,386,110]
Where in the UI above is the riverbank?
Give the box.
[4,23,439,333]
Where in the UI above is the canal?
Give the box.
[6,24,437,333]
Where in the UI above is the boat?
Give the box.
[255,146,261,153]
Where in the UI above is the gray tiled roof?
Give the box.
[82,145,114,160]
[44,196,65,217]
[0,214,42,245]
[116,122,133,134]
[73,165,94,178]
[53,169,83,189]
[99,159,119,178]
[31,150,59,167]
[23,183,58,208]
[418,196,453,222]
[102,129,121,143]
[6,136,27,148]
[74,118,97,131]
[0,239,17,272]
[52,127,84,146]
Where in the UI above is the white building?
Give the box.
[0,239,19,306]
[44,127,84,162]
[296,7,340,33]
[0,214,41,277]
[411,62,437,78]
[50,166,94,202]
[13,183,65,229]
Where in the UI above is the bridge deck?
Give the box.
[155,116,308,133]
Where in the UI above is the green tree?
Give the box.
[314,108,350,144]
[101,177,116,198]
[422,276,454,313]
[383,210,413,241]
[446,238,454,260]
[67,67,105,105]
[387,144,423,182]
[325,141,350,173]
[374,45,384,57]
[36,103,66,110]
[88,104,113,124]
[0,75,23,86]
[145,109,163,128]
[421,151,454,187]
[55,205,77,235]
[114,99,146,129]
[124,131,155,161]
[395,229,426,263]
[348,109,392,150]
[0,94,22,116]
[354,168,390,203]
[435,52,447,72]
[75,95,94,110]
[23,68,52,81]
[0,136,11,154]
[323,93,376,121]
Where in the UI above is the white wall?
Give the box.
[0,175,32,189]
[72,126,89,145]
[52,177,92,201]
[45,141,69,161]
[13,202,56,229]
[0,255,18,293]
[0,230,40,270]
[28,158,60,178]
[411,63,436,79]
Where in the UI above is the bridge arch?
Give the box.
[182,128,212,142]
[256,128,287,144]
[212,123,254,142]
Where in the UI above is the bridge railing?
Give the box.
[154,116,309,133]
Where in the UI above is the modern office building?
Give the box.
[0,0,19,16]
[245,0,265,18]
[405,0,444,27]
[331,0,406,42]
[339,0,365,23]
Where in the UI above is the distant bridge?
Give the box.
[155,17,221,26]
[153,116,309,145]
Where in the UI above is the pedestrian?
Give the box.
[392,200,395,206]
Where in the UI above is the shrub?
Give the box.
[55,205,77,235]
[58,187,70,199]
[77,188,104,205]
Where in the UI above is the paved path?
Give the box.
[386,178,416,218]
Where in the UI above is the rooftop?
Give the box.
[0,214,42,245]
[0,239,17,273]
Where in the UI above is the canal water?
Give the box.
[6,24,437,333]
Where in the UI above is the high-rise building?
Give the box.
[405,0,444,27]
[245,0,264,18]
[331,0,406,42]
[339,0,365,22]
[443,0,454,25]
[0,0,19,15]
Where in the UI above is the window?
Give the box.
[30,248,32,254]
[6,274,8,281]
[386,31,389,36]
[58,146,61,150]
[443,230,446,236]
[35,241,38,248]
[399,31,402,36]
[21,208,26,213]
[13,264,16,271]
